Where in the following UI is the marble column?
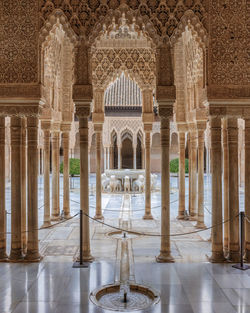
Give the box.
[118,145,121,169]
[188,134,191,215]
[222,119,229,253]
[189,131,197,220]
[51,129,60,221]
[76,106,93,262]
[107,147,110,170]
[143,129,153,220]
[133,145,137,169]
[142,146,145,169]
[245,119,250,261]
[104,147,107,171]
[21,118,27,253]
[209,117,225,262]
[25,116,41,261]
[0,117,7,260]
[196,129,206,229]
[227,118,240,262]
[9,117,23,261]
[62,128,71,219]
[41,122,51,227]
[109,146,113,169]
[177,132,185,219]
[156,108,174,263]
[94,125,103,220]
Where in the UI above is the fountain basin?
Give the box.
[90,283,160,311]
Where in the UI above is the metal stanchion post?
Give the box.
[233,211,250,271]
[73,210,88,268]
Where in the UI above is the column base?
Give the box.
[94,214,104,220]
[195,222,206,229]
[244,249,250,263]
[24,251,43,262]
[156,251,175,263]
[177,212,185,220]
[143,212,154,220]
[64,213,72,219]
[227,251,241,263]
[51,214,60,221]
[0,249,8,261]
[76,253,94,263]
[41,221,51,228]
[208,251,226,263]
[189,214,197,221]
[9,249,24,262]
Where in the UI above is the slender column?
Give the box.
[107,146,110,170]
[227,117,240,262]
[156,109,174,263]
[142,146,145,169]
[143,129,153,219]
[62,128,71,219]
[0,117,7,260]
[222,119,229,253]
[109,146,113,169]
[189,130,197,220]
[118,145,121,169]
[21,118,27,253]
[9,117,23,260]
[76,106,93,262]
[188,134,191,215]
[94,125,103,219]
[209,116,225,262]
[104,147,107,171]
[196,129,206,228]
[51,129,60,221]
[41,122,51,227]
[177,132,185,219]
[25,116,41,261]
[133,145,137,169]
[245,119,250,261]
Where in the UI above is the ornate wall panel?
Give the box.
[0,1,39,84]
[209,0,249,86]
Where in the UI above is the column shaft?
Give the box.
[0,117,7,260]
[51,131,60,220]
[222,119,229,252]
[21,118,27,253]
[25,116,41,261]
[133,146,137,169]
[9,117,23,260]
[62,132,71,218]
[245,119,250,261]
[196,130,206,228]
[118,146,121,169]
[209,117,225,262]
[177,132,185,219]
[79,116,93,261]
[190,131,197,219]
[156,117,174,262]
[143,131,153,219]
[95,130,103,219]
[42,128,51,227]
[227,118,240,262]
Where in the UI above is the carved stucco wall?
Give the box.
[0,1,39,84]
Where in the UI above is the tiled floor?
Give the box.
[1,262,250,313]
[2,174,247,313]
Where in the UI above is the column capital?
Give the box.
[196,121,207,131]
[143,123,152,132]
[158,103,173,119]
[142,112,154,125]
[75,103,91,118]
[92,112,104,125]
[41,120,51,131]
[94,123,103,132]
[51,122,61,132]
[61,122,71,133]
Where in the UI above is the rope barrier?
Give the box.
[0,212,80,235]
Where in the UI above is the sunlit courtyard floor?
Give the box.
[2,174,248,313]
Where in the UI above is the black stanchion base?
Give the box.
[232,264,250,271]
[72,261,89,268]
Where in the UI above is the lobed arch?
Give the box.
[120,127,134,145]
[40,12,77,120]
[171,10,208,124]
